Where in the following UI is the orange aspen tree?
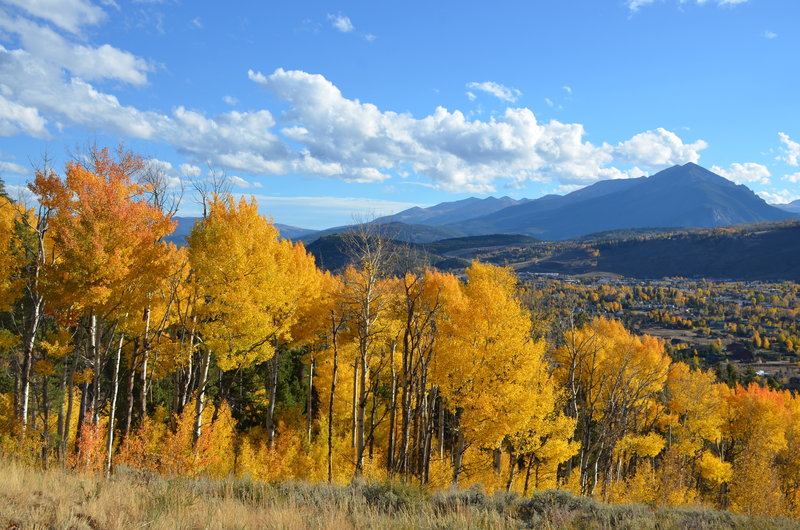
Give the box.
[30,146,176,434]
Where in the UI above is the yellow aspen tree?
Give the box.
[187,194,319,443]
[552,317,670,497]
[0,195,23,311]
[433,262,550,487]
[725,384,788,516]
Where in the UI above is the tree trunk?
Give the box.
[56,358,68,463]
[506,453,518,492]
[193,347,211,443]
[438,395,445,459]
[124,344,137,437]
[105,334,123,476]
[19,269,44,430]
[452,430,466,487]
[62,351,78,461]
[89,313,100,425]
[307,356,315,444]
[75,380,88,449]
[41,373,49,467]
[18,307,38,429]
[523,456,534,497]
[398,331,412,476]
[327,320,339,483]
[351,357,358,451]
[139,307,151,422]
[387,355,397,473]
[266,350,279,448]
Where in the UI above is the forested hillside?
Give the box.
[1,147,799,520]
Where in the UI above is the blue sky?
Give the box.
[0,0,798,229]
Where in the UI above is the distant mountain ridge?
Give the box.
[776,199,800,214]
[170,163,797,247]
[373,196,529,226]
[165,217,314,245]
[444,163,795,240]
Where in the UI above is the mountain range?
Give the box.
[302,162,795,242]
[777,199,800,214]
[169,163,796,247]
[165,217,314,246]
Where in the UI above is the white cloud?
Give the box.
[779,132,800,166]
[254,195,426,215]
[192,17,203,29]
[757,189,800,205]
[179,163,202,178]
[0,14,152,86]
[562,85,572,95]
[466,81,521,103]
[466,91,476,101]
[0,8,715,198]
[710,162,771,185]
[763,30,778,39]
[614,128,707,167]
[229,175,249,188]
[544,97,554,108]
[249,68,707,191]
[2,0,106,34]
[0,92,50,138]
[223,95,238,106]
[0,160,28,175]
[783,172,800,184]
[327,13,354,33]
[4,184,36,204]
[628,0,748,11]
[627,0,656,10]
[145,158,173,173]
[364,33,376,42]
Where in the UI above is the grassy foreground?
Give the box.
[0,461,797,529]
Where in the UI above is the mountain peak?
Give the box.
[449,162,795,240]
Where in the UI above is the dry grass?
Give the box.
[0,460,797,529]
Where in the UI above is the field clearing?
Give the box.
[0,460,797,529]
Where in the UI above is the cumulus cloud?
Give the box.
[0,32,290,172]
[223,95,238,106]
[710,162,771,184]
[248,68,706,191]
[0,91,50,138]
[0,9,714,196]
[466,81,521,103]
[614,128,707,167]
[327,13,354,33]
[179,163,202,178]
[0,160,28,175]
[145,158,173,174]
[783,172,800,184]
[779,132,800,166]
[0,13,152,85]
[757,189,800,205]
[2,0,106,34]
